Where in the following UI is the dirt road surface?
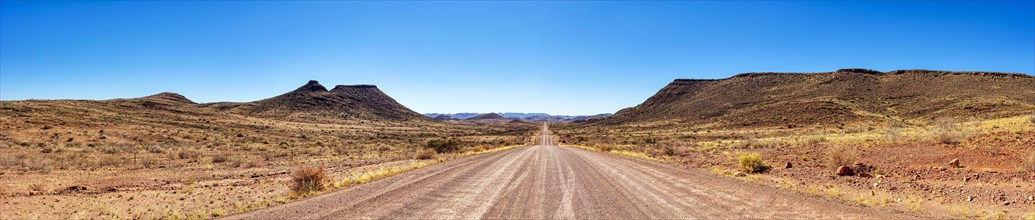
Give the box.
[228,125,907,219]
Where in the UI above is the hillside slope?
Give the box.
[208,80,429,123]
[601,69,1035,128]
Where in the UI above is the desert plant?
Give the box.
[415,149,437,160]
[426,139,461,153]
[177,149,201,160]
[933,118,969,145]
[291,166,326,195]
[1022,150,1035,172]
[826,145,857,168]
[935,130,969,145]
[211,154,229,163]
[738,153,769,174]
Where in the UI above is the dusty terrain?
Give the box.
[557,114,1035,219]
[0,81,535,219]
[556,69,1035,219]
[229,126,912,219]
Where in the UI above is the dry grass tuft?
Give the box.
[738,153,769,174]
[933,118,970,145]
[211,154,229,163]
[1022,150,1035,172]
[291,166,326,196]
[826,145,857,168]
[415,149,437,160]
[426,139,461,153]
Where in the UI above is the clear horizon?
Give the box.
[2,1,1033,115]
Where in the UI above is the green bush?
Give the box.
[426,139,461,153]
[738,153,769,174]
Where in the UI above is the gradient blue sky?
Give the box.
[2,1,1033,115]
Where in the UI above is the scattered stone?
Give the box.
[104,186,118,192]
[733,172,747,177]
[949,158,961,168]
[784,162,793,169]
[967,196,974,202]
[963,176,970,182]
[66,185,87,192]
[836,166,854,176]
[1003,201,1011,206]
[912,174,921,181]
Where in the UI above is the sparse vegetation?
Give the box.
[426,139,461,153]
[291,166,327,196]
[415,149,437,160]
[738,153,769,174]
[933,118,970,145]
[825,145,857,168]
[1022,150,1035,172]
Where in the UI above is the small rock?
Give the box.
[967,196,974,202]
[912,174,921,181]
[1003,201,1011,206]
[964,176,970,182]
[733,172,747,177]
[66,185,87,192]
[836,166,854,176]
[949,158,961,168]
[784,162,793,169]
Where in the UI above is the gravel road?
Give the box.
[227,126,905,219]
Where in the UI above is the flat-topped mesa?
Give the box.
[671,79,720,85]
[731,72,813,78]
[835,68,883,75]
[295,80,329,93]
[886,69,1030,78]
[330,85,379,93]
[601,68,1035,128]
[333,85,377,89]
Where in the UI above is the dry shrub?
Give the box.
[936,131,968,145]
[291,166,326,195]
[826,145,857,168]
[933,118,969,145]
[211,154,229,163]
[177,149,201,160]
[415,149,437,160]
[738,153,769,174]
[1022,150,1035,172]
[426,139,460,153]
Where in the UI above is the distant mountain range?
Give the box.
[424,112,612,122]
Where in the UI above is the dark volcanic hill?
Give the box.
[601,69,1035,128]
[467,113,506,120]
[220,80,429,122]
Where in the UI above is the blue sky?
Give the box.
[2,1,1033,115]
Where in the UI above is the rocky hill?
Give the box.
[212,80,429,123]
[466,113,506,120]
[598,69,1035,128]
